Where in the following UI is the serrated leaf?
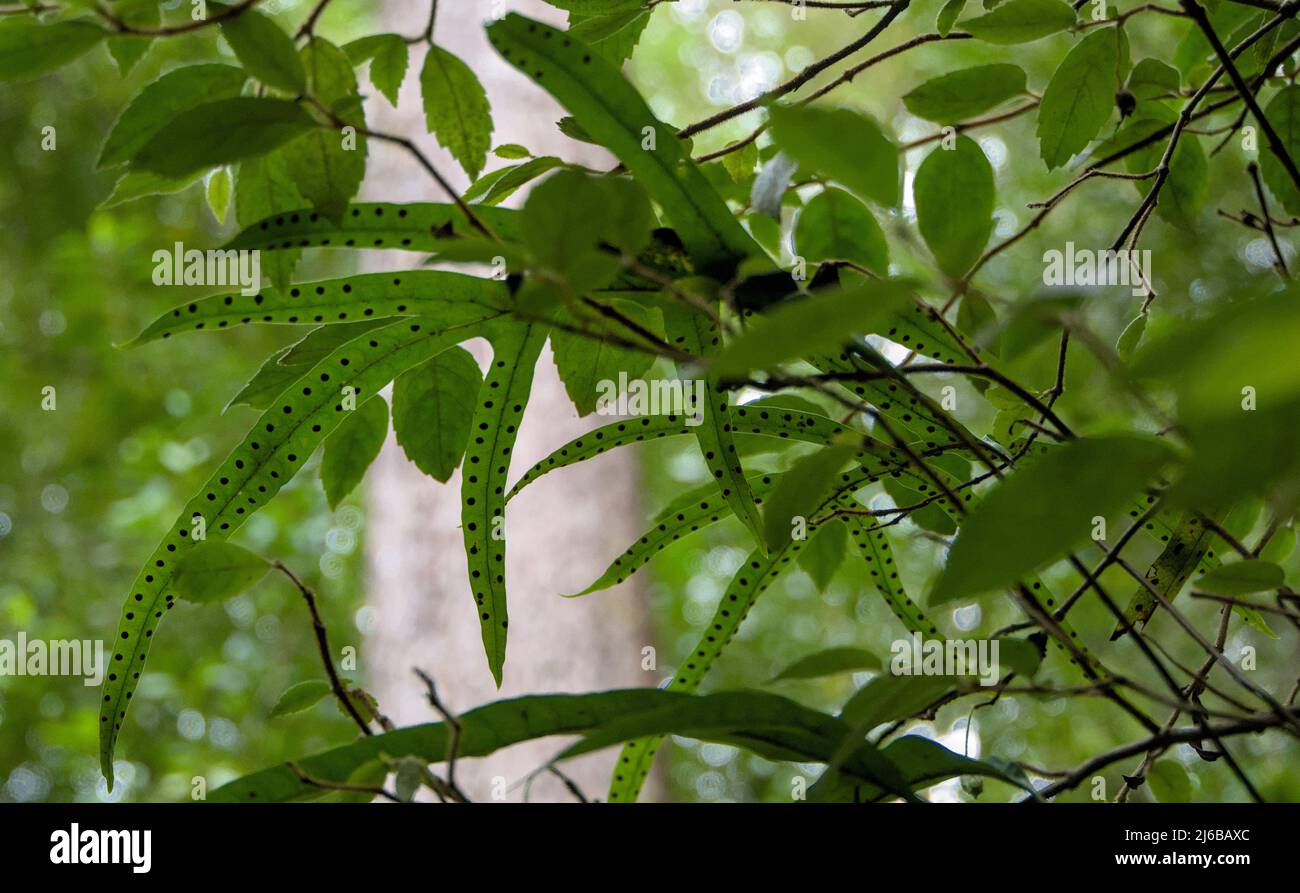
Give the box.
[769,105,899,207]
[344,33,409,106]
[270,679,333,717]
[392,346,482,482]
[321,395,388,509]
[915,136,995,278]
[1037,27,1128,169]
[171,540,269,604]
[551,301,662,415]
[420,45,493,180]
[932,435,1175,604]
[795,187,889,275]
[903,64,1027,123]
[219,5,305,92]
[959,0,1076,44]
[284,38,367,223]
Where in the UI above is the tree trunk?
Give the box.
[360,1,662,803]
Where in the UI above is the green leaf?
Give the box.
[206,168,233,225]
[794,187,889,276]
[568,6,653,66]
[609,465,875,802]
[106,5,157,76]
[959,0,1076,44]
[219,5,305,92]
[570,472,783,597]
[914,136,995,278]
[171,540,270,604]
[1127,57,1180,100]
[461,323,547,686]
[420,45,493,180]
[845,515,941,636]
[903,64,1027,123]
[393,757,424,802]
[284,38,367,223]
[234,151,305,291]
[270,679,333,717]
[1148,760,1192,803]
[996,637,1043,678]
[772,646,881,682]
[769,105,899,207]
[664,302,768,552]
[1262,85,1300,215]
[124,270,509,346]
[99,170,204,208]
[224,202,520,252]
[98,64,248,169]
[932,435,1175,604]
[466,156,566,206]
[392,346,483,482]
[0,18,107,83]
[488,14,758,277]
[320,396,389,509]
[840,673,955,732]
[100,314,502,788]
[225,323,390,412]
[1115,313,1146,361]
[211,688,902,803]
[130,98,318,180]
[763,445,856,552]
[1196,559,1285,595]
[711,280,914,378]
[814,734,1035,802]
[551,301,662,415]
[343,34,409,106]
[937,0,968,36]
[798,521,849,591]
[1125,120,1207,230]
[1037,26,1128,169]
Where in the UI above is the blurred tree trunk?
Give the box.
[359,1,662,802]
